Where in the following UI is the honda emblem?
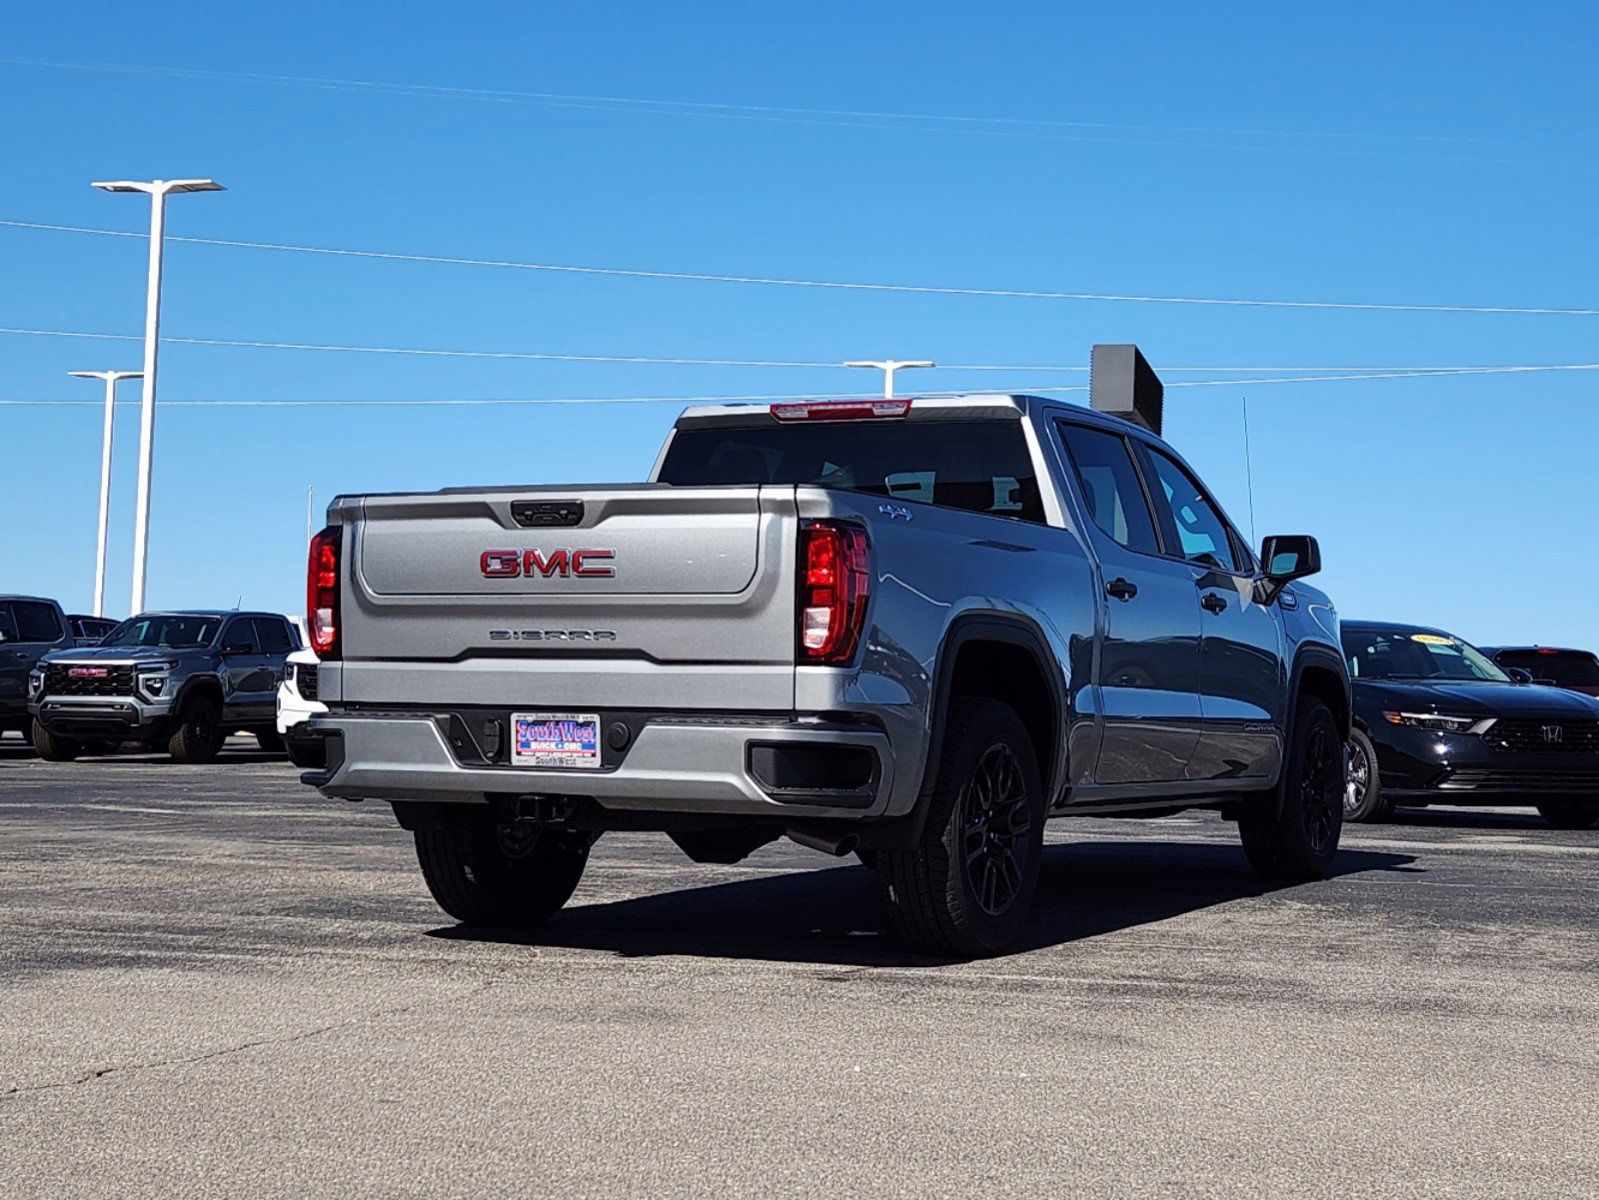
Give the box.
[1541,724,1564,744]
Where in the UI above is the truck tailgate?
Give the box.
[336,484,798,710]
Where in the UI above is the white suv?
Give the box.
[276,647,326,767]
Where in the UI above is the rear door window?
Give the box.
[253,618,294,656]
[1056,422,1160,554]
[8,602,63,643]
[659,419,1045,523]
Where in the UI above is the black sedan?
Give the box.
[1341,621,1599,828]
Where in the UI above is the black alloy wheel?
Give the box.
[961,744,1033,918]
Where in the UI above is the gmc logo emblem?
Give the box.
[481,549,616,579]
[69,667,109,679]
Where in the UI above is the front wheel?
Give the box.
[1537,800,1599,830]
[877,698,1046,958]
[1342,728,1391,823]
[168,697,223,763]
[414,808,592,927]
[1240,696,1344,881]
[31,721,80,762]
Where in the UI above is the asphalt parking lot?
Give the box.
[1,735,1595,1199]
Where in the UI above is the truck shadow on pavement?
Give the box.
[430,839,1417,967]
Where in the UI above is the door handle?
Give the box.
[1200,592,1228,614]
[1105,577,1139,602]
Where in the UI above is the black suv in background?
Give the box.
[1481,646,1599,698]
[1342,621,1599,829]
[0,595,73,743]
[29,610,300,762]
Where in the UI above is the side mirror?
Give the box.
[1260,534,1321,582]
[1506,667,1534,684]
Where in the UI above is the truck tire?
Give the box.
[31,721,80,762]
[255,729,286,754]
[414,811,591,927]
[168,696,223,763]
[877,698,1046,958]
[1239,696,1344,880]
[1536,800,1599,830]
[1342,727,1392,823]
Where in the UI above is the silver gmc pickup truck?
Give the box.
[303,387,1349,956]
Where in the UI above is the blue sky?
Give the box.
[2,2,1596,647]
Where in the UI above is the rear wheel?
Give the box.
[168,697,223,763]
[1342,728,1391,823]
[1240,696,1344,880]
[31,721,80,762]
[1537,800,1599,830]
[414,808,591,927]
[877,699,1046,958]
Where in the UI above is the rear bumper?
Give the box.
[305,709,909,819]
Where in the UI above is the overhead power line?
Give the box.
[0,55,1540,166]
[5,363,1597,408]
[0,324,1583,375]
[5,219,1599,317]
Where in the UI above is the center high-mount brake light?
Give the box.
[798,522,871,665]
[771,399,912,422]
[307,525,341,660]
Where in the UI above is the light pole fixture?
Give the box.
[843,359,935,399]
[90,177,225,614]
[68,369,143,617]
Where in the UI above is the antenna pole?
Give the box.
[1242,395,1258,548]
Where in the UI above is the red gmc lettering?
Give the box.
[481,550,522,577]
[480,549,616,579]
[524,549,569,577]
[571,549,616,578]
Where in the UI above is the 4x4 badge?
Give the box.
[877,503,913,522]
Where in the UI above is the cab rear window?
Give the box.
[659,419,1044,523]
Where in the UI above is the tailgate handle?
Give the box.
[511,500,585,528]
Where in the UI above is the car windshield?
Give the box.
[1342,628,1510,683]
[1491,650,1599,687]
[99,615,222,649]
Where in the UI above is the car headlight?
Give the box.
[1383,711,1496,735]
[135,661,176,698]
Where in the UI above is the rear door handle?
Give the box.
[1200,592,1228,614]
[1106,577,1139,602]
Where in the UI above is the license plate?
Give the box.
[510,712,602,770]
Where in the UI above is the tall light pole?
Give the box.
[68,369,142,617]
[844,359,935,399]
[90,178,225,614]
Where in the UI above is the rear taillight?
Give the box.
[307,525,341,660]
[798,521,870,665]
